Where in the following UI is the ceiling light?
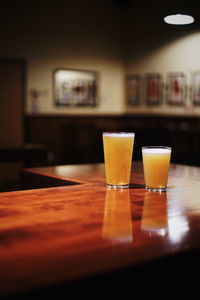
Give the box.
[164,14,194,25]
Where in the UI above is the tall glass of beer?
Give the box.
[142,146,171,192]
[103,132,135,188]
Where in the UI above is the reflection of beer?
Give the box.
[142,147,171,191]
[141,191,167,235]
[103,132,135,188]
[102,188,133,243]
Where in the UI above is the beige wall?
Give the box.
[0,1,200,116]
[125,31,200,116]
[0,1,125,116]
[26,53,125,115]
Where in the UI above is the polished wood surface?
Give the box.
[1,162,200,297]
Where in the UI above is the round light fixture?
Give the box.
[164,14,194,25]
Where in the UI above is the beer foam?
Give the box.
[103,132,135,137]
[142,148,171,154]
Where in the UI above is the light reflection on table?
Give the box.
[167,188,190,244]
[140,188,190,243]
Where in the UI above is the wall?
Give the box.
[124,0,200,116]
[0,1,200,116]
[125,32,200,116]
[0,0,125,116]
[27,54,125,115]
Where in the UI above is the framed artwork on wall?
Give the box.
[191,71,200,105]
[53,68,98,107]
[146,73,163,105]
[126,74,140,105]
[166,72,186,105]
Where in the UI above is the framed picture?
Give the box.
[166,72,186,105]
[191,71,200,105]
[146,73,163,105]
[53,68,98,107]
[126,74,140,105]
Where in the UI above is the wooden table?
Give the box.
[1,162,200,298]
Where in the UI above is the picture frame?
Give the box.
[146,73,163,105]
[53,68,98,107]
[191,71,200,105]
[126,74,140,105]
[166,72,186,105]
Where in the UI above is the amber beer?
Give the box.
[142,146,171,192]
[103,132,135,188]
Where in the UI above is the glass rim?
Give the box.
[103,131,135,136]
[142,146,171,150]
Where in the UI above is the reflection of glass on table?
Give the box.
[141,191,168,236]
[102,188,133,243]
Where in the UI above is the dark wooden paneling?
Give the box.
[25,114,200,166]
[0,58,27,191]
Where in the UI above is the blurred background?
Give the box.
[1,0,200,191]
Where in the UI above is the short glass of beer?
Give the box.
[142,146,171,192]
[103,132,135,188]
